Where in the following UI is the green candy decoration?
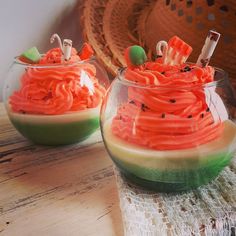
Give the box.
[20,47,41,64]
[125,45,147,67]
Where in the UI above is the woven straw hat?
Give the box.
[80,0,156,74]
[80,0,236,81]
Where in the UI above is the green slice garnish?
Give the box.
[21,47,41,63]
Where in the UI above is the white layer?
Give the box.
[104,120,236,169]
[7,106,100,124]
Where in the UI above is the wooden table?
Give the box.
[1,101,236,236]
[0,104,123,236]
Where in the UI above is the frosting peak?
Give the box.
[39,47,80,64]
[10,45,106,115]
[111,36,224,150]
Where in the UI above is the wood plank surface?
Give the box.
[0,104,123,236]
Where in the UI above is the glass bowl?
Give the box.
[100,67,236,192]
[3,57,109,146]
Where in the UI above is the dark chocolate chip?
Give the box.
[185,66,191,71]
[141,104,149,111]
[206,108,210,112]
[181,66,192,72]
[161,113,165,118]
[169,99,176,103]
[200,113,204,118]
[161,71,165,75]
[188,115,192,118]
[141,104,145,111]
[129,100,135,105]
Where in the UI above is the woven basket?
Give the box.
[80,0,157,75]
[80,0,236,82]
[142,0,236,82]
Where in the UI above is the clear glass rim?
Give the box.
[13,55,96,68]
[117,65,228,90]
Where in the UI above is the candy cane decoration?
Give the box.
[50,34,63,52]
[156,40,168,59]
[50,34,73,61]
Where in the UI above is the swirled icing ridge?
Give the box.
[111,62,224,150]
[10,48,106,115]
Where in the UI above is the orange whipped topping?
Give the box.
[111,62,224,150]
[10,47,106,115]
[39,47,79,64]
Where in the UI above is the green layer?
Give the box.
[103,120,236,191]
[10,117,99,146]
[109,151,232,192]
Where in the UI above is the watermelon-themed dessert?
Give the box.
[4,34,109,145]
[101,31,236,191]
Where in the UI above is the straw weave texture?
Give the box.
[81,0,236,84]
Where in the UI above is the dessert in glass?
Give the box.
[100,31,236,192]
[3,34,109,145]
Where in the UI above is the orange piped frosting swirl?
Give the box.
[111,62,224,150]
[39,48,79,64]
[10,47,106,115]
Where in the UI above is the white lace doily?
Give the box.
[115,158,236,236]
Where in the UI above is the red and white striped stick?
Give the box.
[196,30,221,67]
